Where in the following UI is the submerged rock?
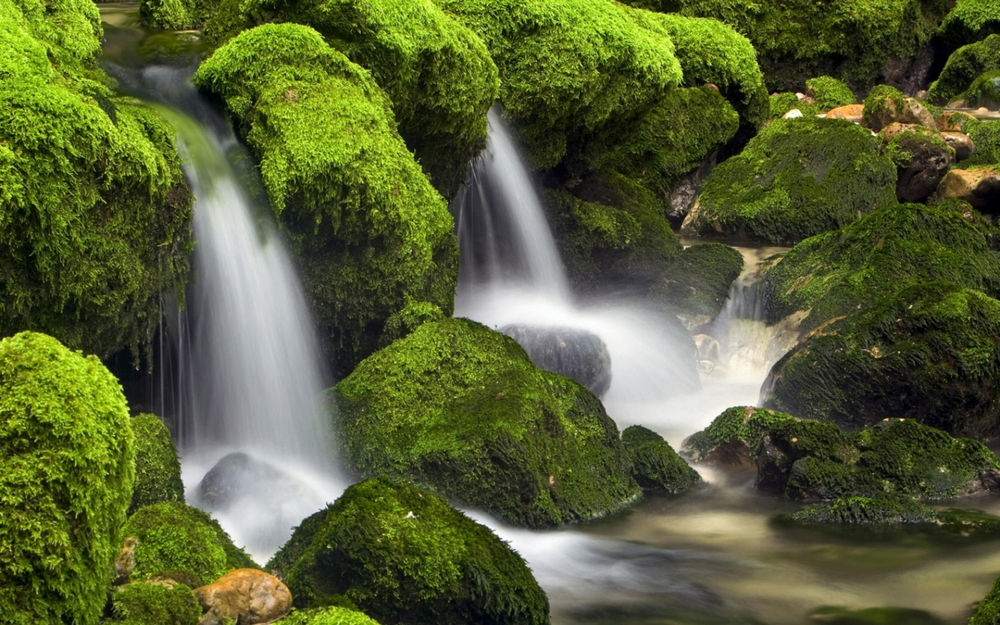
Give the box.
[267,478,550,624]
[501,324,612,397]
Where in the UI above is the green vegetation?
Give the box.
[769,93,820,119]
[140,0,203,31]
[684,117,897,245]
[621,425,701,494]
[971,573,1000,625]
[334,318,640,528]
[276,607,383,625]
[0,332,135,625]
[762,282,1000,439]
[684,406,1000,501]
[653,242,743,320]
[130,413,184,514]
[965,70,1000,109]
[268,478,550,624]
[961,117,1000,165]
[194,23,457,376]
[762,203,1000,331]
[928,35,1000,105]
[806,605,949,625]
[205,0,498,198]
[939,0,1000,49]
[806,75,856,110]
[122,501,256,588]
[109,582,202,625]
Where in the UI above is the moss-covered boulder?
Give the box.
[965,70,1000,110]
[268,478,550,624]
[881,124,956,202]
[334,318,640,528]
[762,283,1000,439]
[971,573,1000,625]
[762,202,1000,331]
[862,85,938,132]
[928,35,1000,105]
[204,0,497,198]
[681,117,897,245]
[109,581,202,625]
[130,413,184,514]
[122,501,256,588]
[140,0,204,31]
[939,0,1000,50]
[276,607,383,625]
[652,242,743,322]
[957,118,1000,164]
[806,75,856,110]
[622,425,700,494]
[194,24,457,376]
[0,0,192,361]
[683,406,1000,501]
[769,92,820,120]
[0,332,135,625]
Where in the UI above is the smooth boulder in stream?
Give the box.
[501,323,612,397]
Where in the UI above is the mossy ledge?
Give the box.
[334,318,641,528]
[130,412,185,514]
[193,23,458,376]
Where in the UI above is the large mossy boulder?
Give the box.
[204,0,498,198]
[268,478,550,624]
[682,117,897,245]
[0,0,192,361]
[109,581,202,625]
[622,425,701,495]
[928,34,1000,105]
[130,413,185,514]
[140,0,204,31]
[939,0,1000,51]
[971,573,1000,625]
[653,242,743,322]
[121,501,257,588]
[762,202,1000,331]
[0,332,135,625]
[334,318,640,528]
[762,282,1000,439]
[684,406,1000,501]
[194,24,457,376]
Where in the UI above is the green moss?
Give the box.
[971,574,1000,625]
[762,282,1000,439]
[140,0,202,31]
[653,242,743,320]
[961,118,1000,165]
[861,84,910,130]
[122,501,256,588]
[939,0,1000,49]
[109,582,202,625]
[621,425,700,494]
[785,495,938,525]
[194,23,457,376]
[684,117,897,245]
[268,478,550,624]
[806,605,949,625]
[276,607,383,625]
[0,332,135,625]
[928,34,1000,105]
[769,92,820,120]
[205,0,497,198]
[965,70,1000,109]
[334,318,640,528]
[806,75,857,110]
[762,203,1000,331]
[377,299,445,348]
[130,413,185,514]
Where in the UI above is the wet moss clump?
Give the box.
[622,425,701,495]
[653,242,743,321]
[194,24,457,376]
[683,117,897,245]
[140,0,204,31]
[130,413,185,514]
[268,478,550,624]
[970,573,1000,625]
[205,0,497,198]
[276,607,383,625]
[109,581,202,625]
[928,34,1000,105]
[762,282,1000,439]
[762,203,1000,331]
[0,332,135,625]
[961,117,1000,166]
[806,75,856,110]
[939,0,1000,50]
[334,318,640,528]
[122,501,256,588]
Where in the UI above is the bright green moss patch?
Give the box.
[268,478,550,624]
[622,425,701,494]
[971,574,1000,625]
[961,118,1000,165]
[762,282,1000,439]
[122,501,256,588]
[806,76,856,110]
[683,117,897,245]
[109,581,202,625]
[939,0,1000,49]
[928,34,1000,105]
[140,0,203,31]
[761,202,1000,331]
[0,332,135,625]
[194,23,457,376]
[334,318,640,528]
[276,607,383,625]
[130,413,185,514]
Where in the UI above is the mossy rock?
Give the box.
[806,605,949,625]
[939,0,1000,50]
[882,125,956,202]
[130,413,185,514]
[109,581,202,625]
[194,23,457,376]
[122,501,257,588]
[276,607,383,625]
[683,406,1000,501]
[204,0,498,199]
[761,202,1000,332]
[928,34,1000,105]
[622,425,701,495]
[140,0,203,31]
[268,478,550,624]
[652,242,743,321]
[806,75,856,110]
[965,70,1000,110]
[334,318,641,528]
[961,117,1000,165]
[970,573,1000,625]
[682,117,897,245]
[769,92,820,120]
[0,0,193,361]
[762,282,1000,439]
[0,332,135,625]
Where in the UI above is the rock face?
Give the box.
[862,85,937,131]
[334,318,641,528]
[267,478,550,624]
[197,452,309,509]
[501,324,612,397]
[879,124,956,202]
[935,167,1000,214]
[194,569,291,625]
